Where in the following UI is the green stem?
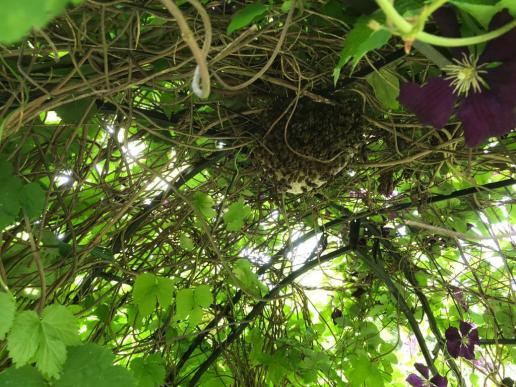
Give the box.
[375,0,516,47]
[376,0,412,34]
[417,21,516,46]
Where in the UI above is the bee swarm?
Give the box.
[252,94,365,194]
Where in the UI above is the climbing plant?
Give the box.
[0,0,514,386]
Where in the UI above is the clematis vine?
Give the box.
[406,363,448,387]
[399,8,515,147]
[445,321,479,360]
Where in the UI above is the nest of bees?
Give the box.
[251,93,365,194]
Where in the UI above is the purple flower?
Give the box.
[406,363,448,387]
[445,321,480,360]
[331,308,343,325]
[399,9,516,147]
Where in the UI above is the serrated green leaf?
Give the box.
[7,304,79,378]
[41,305,81,346]
[0,366,47,387]
[7,310,43,368]
[192,192,216,219]
[133,273,174,317]
[223,199,252,231]
[0,292,16,339]
[19,182,46,219]
[227,3,268,34]
[130,354,166,387]
[54,344,136,387]
[366,69,400,110]
[36,339,67,380]
[333,15,391,84]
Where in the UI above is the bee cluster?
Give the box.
[251,94,365,194]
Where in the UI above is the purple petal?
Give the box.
[468,328,480,345]
[457,91,515,147]
[432,7,467,57]
[414,363,430,379]
[430,374,449,387]
[459,321,473,336]
[480,10,516,63]
[459,342,476,360]
[406,374,426,387]
[485,59,516,106]
[447,341,461,358]
[445,326,460,341]
[331,308,343,325]
[433,7,460,38]
[399,78,456,129]
[445,327,461,358]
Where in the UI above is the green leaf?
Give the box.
[91,246,115,262]
[347,354,384,387]
[7,311,44,369]
[280,0,292,12]
[54,98,97,126]
[414,270,429,287]
[193,284,212,308]
[366,69,400,110]
[174,285,212,324]
[133,273,174,317]
[223,199,252,231]
[41,304,81,346]
[0,175,23,230]
[6,305,80,378]
[54,344,136,387]
[130,354,166,387]
[227,3,268,34]
[0,0,79,44]
[188,307,204,327]
[395,0,424,15]
[333,15,391,84]
[0,366,47,387]
[450,0,508,28]
[192,192,216,219]
[180,234,195,251]
[498,0,516,15]
[0,159,14,180]
[0,292,16,339]
[231,259,268,298]
[175,288,195,321]
[19,182,46,219]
